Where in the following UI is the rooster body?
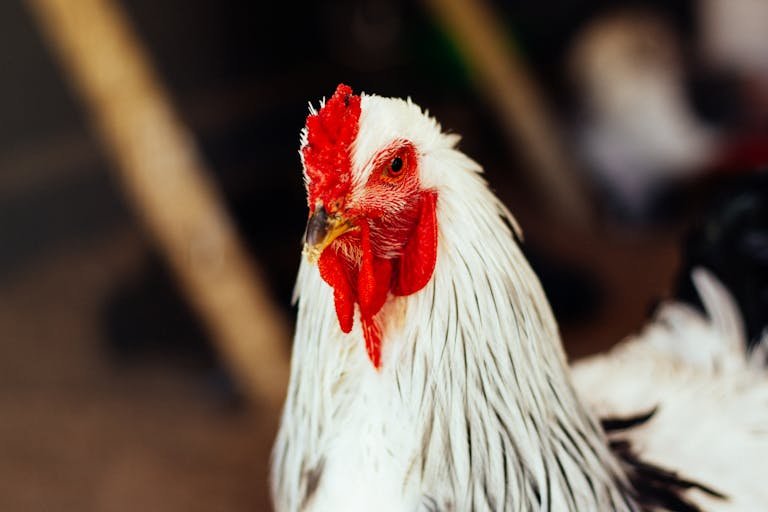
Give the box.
[573,269,768,511]
[272,86,768,511]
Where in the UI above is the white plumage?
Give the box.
[573,269,768,512]
[272,89,768,511]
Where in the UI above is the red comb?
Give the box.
[303,84,361,210]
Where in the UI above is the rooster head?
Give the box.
[300,84,439,369]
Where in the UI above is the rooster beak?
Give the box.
[303,205,356,263]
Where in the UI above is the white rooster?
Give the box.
[271,84,768,511]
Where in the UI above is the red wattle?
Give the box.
[393,191,438,296]
[357,223,393,319]
[356,222,393,368]
[318,248,355,333]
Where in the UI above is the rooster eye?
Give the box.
[390,156,403,174]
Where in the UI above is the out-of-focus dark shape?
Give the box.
[103,253,214,366]
[320,0,404,71]
[524,246,603,325]
[677,169,768,347]
[568,10,718,222]
[102,251,245,405]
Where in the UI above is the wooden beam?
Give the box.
[26,0,290,409]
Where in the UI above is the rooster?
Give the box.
[271,84,768,511]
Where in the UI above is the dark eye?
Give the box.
[390,156,403,174]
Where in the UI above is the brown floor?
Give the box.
[0,214,681,511]
[0,230,276,511]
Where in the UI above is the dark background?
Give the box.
[2,1,762,510]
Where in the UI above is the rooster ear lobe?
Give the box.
[393,191,438,296]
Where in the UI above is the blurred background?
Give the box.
[1,0,767,510]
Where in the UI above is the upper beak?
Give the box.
[303,205,356,263]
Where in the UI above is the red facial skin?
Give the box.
[305,85,438,369]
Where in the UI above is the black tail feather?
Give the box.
[603,410,726,512]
